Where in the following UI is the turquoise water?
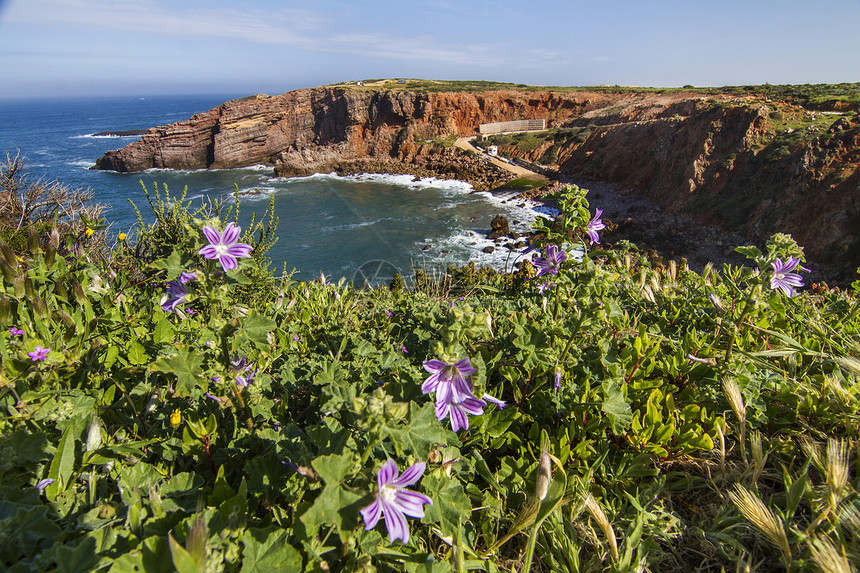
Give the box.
[0,95,545,283]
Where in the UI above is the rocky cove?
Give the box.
[94,83,860,285]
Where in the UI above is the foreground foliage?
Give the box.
[1,174,860,572]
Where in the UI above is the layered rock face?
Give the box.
[94,88,626,174]
[95,86,860,282]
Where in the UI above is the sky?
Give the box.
[1,0,858,99]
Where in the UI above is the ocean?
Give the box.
[0,94,546,284]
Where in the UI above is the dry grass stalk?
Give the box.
[808,534,853,573]
[722,375,748,467]
[751,431,767,484]
[826,439,850,510]
[582,492,618,562]
[728,485,792,565]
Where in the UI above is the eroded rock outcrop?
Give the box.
[95,86,860,283]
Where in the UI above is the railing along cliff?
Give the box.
[479,119,546,135]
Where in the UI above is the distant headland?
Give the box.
[94,79,860,284]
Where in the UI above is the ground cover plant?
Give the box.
[1,164,860,572]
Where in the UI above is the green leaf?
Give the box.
[235,313,276,348]
[53,536,98,573]
[46,427,76,500]
[168,532,201,573]
[299,453,364,537]
[127,342,148,366]
[240,527,303,572]
[152,317,175,345]
[601,380,632,434]
[382,402,448,459]
[422,470,471,538]
[151,349,205,396]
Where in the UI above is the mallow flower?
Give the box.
[360,459,433,545]
[532,244,567,277]
[231,356,257,389]
[27,346,50,361]
[586,208,606,245]
[770,257,809,297]
[422,357,486,431]
[198,222,253,272]
[435,394,487,432]
[161,280,189,313]
[422,358,476,405]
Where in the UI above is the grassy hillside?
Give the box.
[2,163,860,572]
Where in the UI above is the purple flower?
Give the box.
[185,308,196,315]
[586,208,606,245]
[537,282,556,294]
[231,356,257,388]
[554,366,563,390]
[401,346,408,354]
[7,327,24,336]
[422,358,477,406]
[435,396,487,432]
[35,478,55,492]
[482,393,506,410]
[422,357,486,431]
[27,345,50,361]
[198,222,253,272]
[770,257,808,297]
[179,271,198,284]
[292,334,301,342]
[385,311,393,317]
[161,280,189,313]
[532,244,567,277]
[360,459,433,545]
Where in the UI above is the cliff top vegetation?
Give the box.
[327,78,860,111]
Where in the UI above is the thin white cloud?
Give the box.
[1,0,569,68]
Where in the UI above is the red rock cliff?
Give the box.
[95,86,860,282]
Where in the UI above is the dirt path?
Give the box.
[454,137,548,182]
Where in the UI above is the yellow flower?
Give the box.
[85,228,94,238]
[118,233,127,241]
[169,408,181,428]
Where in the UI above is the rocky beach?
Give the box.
[94,82,860,285]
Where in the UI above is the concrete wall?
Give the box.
[479,119,546,135]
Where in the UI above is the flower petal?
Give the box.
[377,458,399,488]
[453,358,475,376]
[449,404,469,431]
[227,243,253,258]
[221,222,241,245]
[219,253,238,272]
[423,359,447,373]
[360,497,383,530]
[202,225,222,245]
[390,462,425,488]
[434,399,450,422]
[393,489,432,518]
[421,372,443,395]
[198,245,218,259]
[459,396,487,416]
[382,503,410,544]
[482,393,506,409]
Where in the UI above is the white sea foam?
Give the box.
[320,217,392,233]
[68,159,96,169]
[72,133,141,140]
[139,164,273,175]
[275,171,474,195]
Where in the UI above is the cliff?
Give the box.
[95,84,860,283]
[94,88,622,182]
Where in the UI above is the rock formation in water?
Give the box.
[94,83,860,282]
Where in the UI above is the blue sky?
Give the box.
[1,0,858,98]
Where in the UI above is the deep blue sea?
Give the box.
[0,94,545,283]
